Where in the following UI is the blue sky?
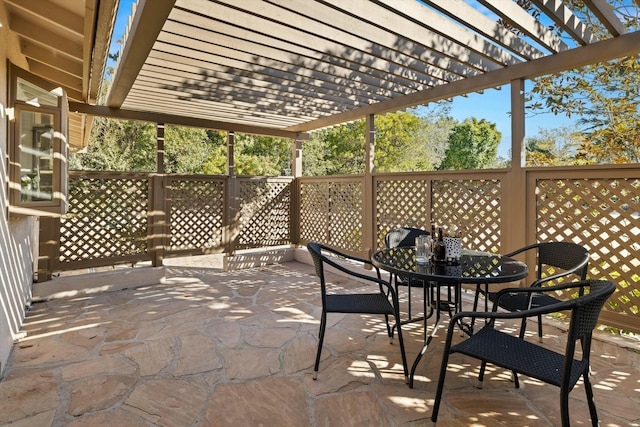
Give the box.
[446,88,576,157]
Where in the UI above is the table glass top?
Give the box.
[371,247,528,284]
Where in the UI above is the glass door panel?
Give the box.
[19,110,55,202]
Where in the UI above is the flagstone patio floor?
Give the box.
[1,256,639,426]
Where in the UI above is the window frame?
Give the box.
[7,62,68,216]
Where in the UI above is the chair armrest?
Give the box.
[320,251,392,292]
[450,293,574,329]
[503,243,538,258]
[532,270,582,287]
[531,255,590,287]
[490,281,584,311]
[315,244,381,278]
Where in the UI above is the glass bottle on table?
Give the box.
[434,226,446,261]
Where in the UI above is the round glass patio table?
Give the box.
[371,247,528,387]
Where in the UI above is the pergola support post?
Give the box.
[503,79,527,255]
[291,138,303,245]
[156,123,165,174]
[363,114,375,259]
[224,131,239,269]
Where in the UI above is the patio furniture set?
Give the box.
[307,229,615,426]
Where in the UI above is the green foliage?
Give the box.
[164,126,221,173]
[374,107,455,172]
[72,119,290,175]
[202,133,292,176]
[302,105,456,176]
[234,134,292,175]
[303,121,366,175]
[439,118,501,170]
[525,126,586,166]
[70,117,156,171]
[200,131,292,176]
[374,111,423,172]
[522,1,640,165]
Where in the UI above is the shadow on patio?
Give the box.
[1,258,639,426]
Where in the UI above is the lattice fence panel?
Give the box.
[536,178,640,321]
[299,181,330,244]
[167,178,225,252]
[299,180,363,251]
[376,178,429,249]
[236,179,292,249]
[432,179,501,253]
[328,181,363,251]
[59,174,149,265]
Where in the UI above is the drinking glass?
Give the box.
[415,235,432,264]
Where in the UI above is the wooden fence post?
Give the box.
[37,216,60,282]
[148,174,167,267]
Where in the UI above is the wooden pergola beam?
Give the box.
[106,0,176,107]
[68,102,309,140]
[285,30,640,133]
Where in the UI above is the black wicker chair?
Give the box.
[475,241,590,341]
[307,242,409,383]
[384,227,430,250]
[431,279,615,426]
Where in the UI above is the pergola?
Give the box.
[3,0,640,350]
[5,0,640,152]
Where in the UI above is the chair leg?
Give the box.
[537,314,544,342]
[583,373,599,426]
[560,385,571,427]
[479,360,519,389]
[518,317,528,339]
[390,274,399,339]
[431,333,455,422]
[384,314,393,343]
[477,360,487,388]
[394,312,409,383]
[313,311,327,380]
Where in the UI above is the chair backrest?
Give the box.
[385,227,429,249]
[307,242,325,283]
[566,280,615,344]
[509,242,589,286]
[537,241,589,283]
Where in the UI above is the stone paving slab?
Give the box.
[1,260,639,426]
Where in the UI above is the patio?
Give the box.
[1,255,639,427]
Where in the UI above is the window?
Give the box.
[8,64,68,215]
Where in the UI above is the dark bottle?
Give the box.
[434,226,446,261]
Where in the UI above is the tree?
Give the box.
[525,126,585,166]
[70,118,156,171]
[439,118,501,170]
[234,134,292,175]
[302,105,455,176]
[303,121,366,176]
[413,105,457,171]
[522,1,640,164]
[374,111,424,172]
[375,106,455,172]
[164,126,222,173]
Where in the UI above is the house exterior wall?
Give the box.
[0,2,36,376]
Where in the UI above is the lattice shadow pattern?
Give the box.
[236,179,291,249]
